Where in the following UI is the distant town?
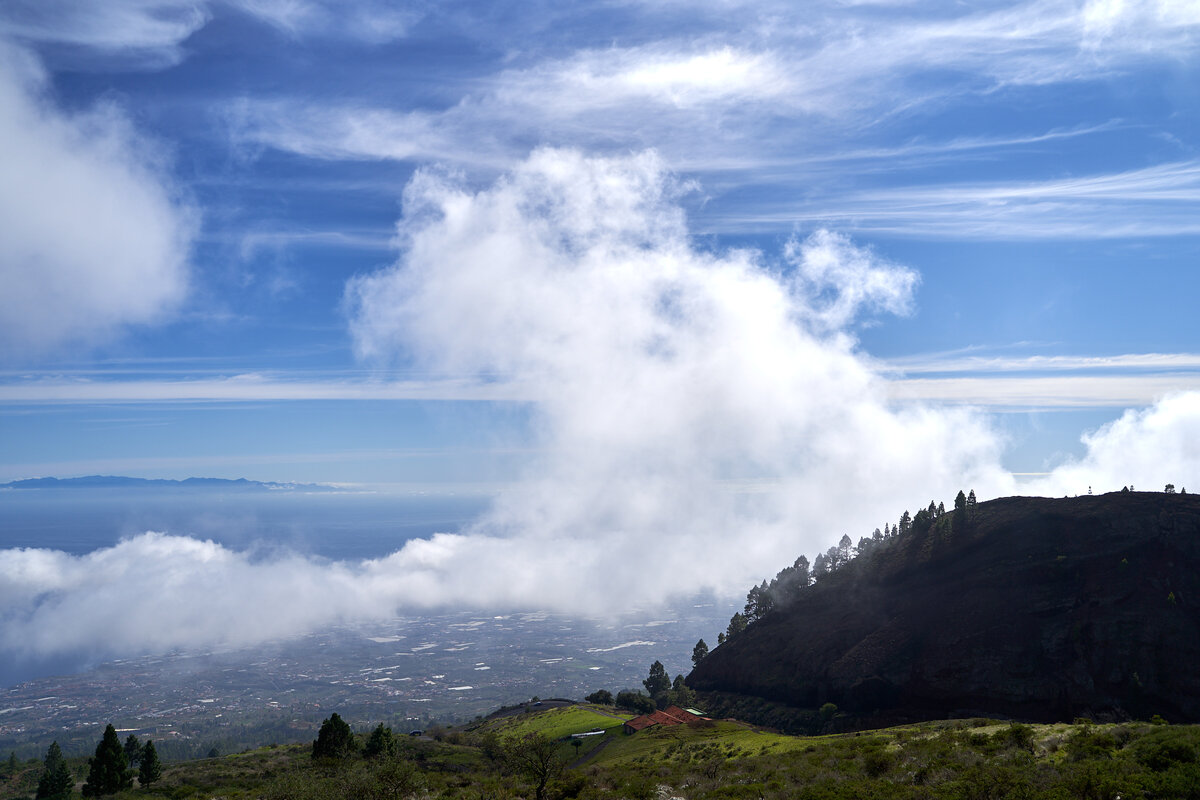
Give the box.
[0,607,726,759]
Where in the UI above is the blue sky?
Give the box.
[4,1,1200,670]
[2,1,1199,488]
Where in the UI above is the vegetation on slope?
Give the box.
[7,705,1200,800]
[691,490,1200,726]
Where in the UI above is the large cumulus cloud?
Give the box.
[0,42,193,357]
[347,148,1013,604]
[4,148,1200,672]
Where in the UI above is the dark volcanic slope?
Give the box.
[689,492,1200,723]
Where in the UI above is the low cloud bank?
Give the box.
[3,149,1199,672]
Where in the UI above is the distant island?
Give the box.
[1,475,335,492]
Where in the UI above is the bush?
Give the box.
[1132,728,1199,771]
[615,690,655,715]
[861,748,891,778]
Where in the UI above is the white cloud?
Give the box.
[0,43,194,358]
[716,161,1200,239]
[0,0,416,63]
[4,149,1200,667]
[1026,391,1200,495]
[786,229,919,330]
[0,1,210,66]
[347,148,1016,605]
[493,46,792,113]
[886,351,1200,375]
[0,533,378,662]
[890,373,1200,408]
[227,0,420,43]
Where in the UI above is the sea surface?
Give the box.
[0,488,493,560]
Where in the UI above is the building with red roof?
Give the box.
[622,705,708,734]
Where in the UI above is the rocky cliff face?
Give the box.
[688,492,1200,723]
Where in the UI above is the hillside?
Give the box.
[688,491,1200,725]
[7,705,1200,800]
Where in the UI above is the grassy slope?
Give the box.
[8,709,1200,800]
[478,705,631,741]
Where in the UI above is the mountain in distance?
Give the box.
[688,491,1200,727]
[1,475,335,492]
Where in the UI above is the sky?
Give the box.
[2,0,1200,674]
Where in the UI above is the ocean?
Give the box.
[0,488,493,560]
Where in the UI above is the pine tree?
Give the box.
[364,724,396,759]
[82,724,133,797]
[36,741,74,800]
[691,639,709,668]
[137,741,161,787]
[123,735,141,769]
[312,713,356,760]
[643,660,670,698]
[4,752,17,778]
[953,490,968,533]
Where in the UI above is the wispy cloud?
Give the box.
[0,0,210,67]
[885,351,1200,375]
[710,161,1200,238]
[0,374,527,403]
[891,374,1200,409]
[0,0,417,67]
[225,1,1200,243]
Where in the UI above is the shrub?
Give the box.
[1131,729,1198,771]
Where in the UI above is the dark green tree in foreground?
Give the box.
[36,741,74,800]
[137,741,161,787]
[82,724,133,797]
[312,713,357,760]
[691,638,708,667]
[584,689,613,705]
[643,660,671,698]
[364,724,396,759]
[122,735,142,770]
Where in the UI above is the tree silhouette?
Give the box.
[82,724,133,797]
[123,735,142,769]
[36,741,73,800]
[953,490,968,533]
[364,724,396,759]
[643,660,670,698]
[691,638,709,667]
[312,713,357,760]
[137,741,161,787]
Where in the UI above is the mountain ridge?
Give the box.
[688,491,1200,726]
[1,475,334,492]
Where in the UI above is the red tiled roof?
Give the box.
[623,715,660,731]
[624,706,705,732]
